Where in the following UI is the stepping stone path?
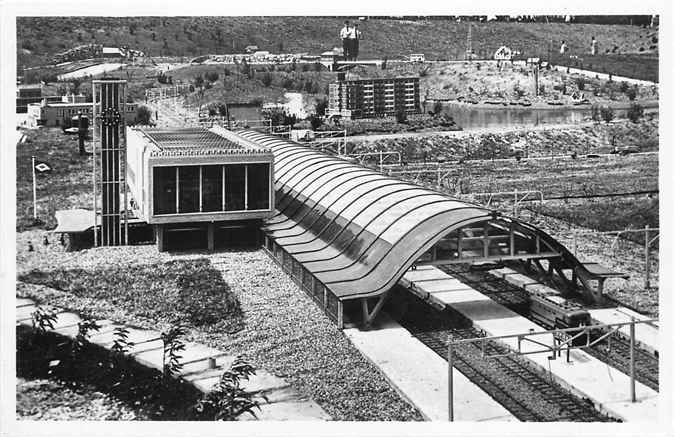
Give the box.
[16,297,330,421]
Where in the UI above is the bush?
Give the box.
[281,77,294,89]
[619,81,629,93]
[308,114,323,130]
[432,100,443,116]
[627,103,644,123]
[205,71,219,83]
[626,86,637,101]
[194,357,260,420]
[590,104,601,122]
[600,106,615,123]
[260,72,273,87]
[314,97,328,117]
[575,76,585,91]
[136,105,153,125]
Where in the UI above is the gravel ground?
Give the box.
[17,378,142,420]
[16,229,423,421]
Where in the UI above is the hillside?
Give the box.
[17,17,658,69]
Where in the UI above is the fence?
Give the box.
[562,226,659,289]
[349,151,402,171]
[460,190,544,217]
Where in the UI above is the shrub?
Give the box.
[281,77,294,89]
[161,326,185,380]
[432,100,443,116]
[205,71,219,83]
[136,105,153,125]
[308,114,322,130]
[626,86,637,101]
[194,357,261,420]
[314,97,328,116]
[627,103,644,123]
[600,106,615,123]
[260,72,273,87]
[396,109,408,124]
[591,104,601,122]
[575,76,585,91]
[619,81,629,93]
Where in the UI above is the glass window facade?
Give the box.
[202,165,223,212]
[178,167,200,213]
[225,164,246,211]
[153,166,177,214]
[247,163,270,210]
[152,163,270,216]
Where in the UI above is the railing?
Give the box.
[561,226,659,289]
[349,151,402,171]
[446,318,658,420]
[461,190,545,217]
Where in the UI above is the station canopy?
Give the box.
[236,130,624,306]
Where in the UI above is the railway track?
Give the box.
[440,265,659,392]
[397,295,615,422]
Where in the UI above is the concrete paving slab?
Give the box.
[401,267,659,422]
[239,399,331,421]
[345,316,517,422]
[16,297,330,421]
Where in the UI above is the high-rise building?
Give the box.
[327,76,420,119]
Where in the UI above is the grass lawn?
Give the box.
[18,17,656,68]
[534,196,659,234]
[547,53,659,82]
[16,128,93,232]
[19,258,242,330]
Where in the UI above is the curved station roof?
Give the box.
[237,130,625,307]
[238,131,496,298]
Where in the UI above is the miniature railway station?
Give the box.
[47,78,660,423]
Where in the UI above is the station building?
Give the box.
[26,95,138,127]
[327,76,420,119]
[126,126,275,251]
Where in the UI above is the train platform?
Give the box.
[489,266,659,355]
[588,307,659,355]
[344,315,517,422]
[16,297,330,421]
[399,266,658,422]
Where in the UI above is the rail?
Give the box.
[446,317,659,420]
